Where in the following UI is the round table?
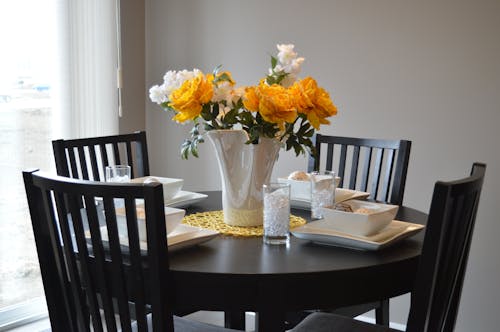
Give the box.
[168,191,427,331]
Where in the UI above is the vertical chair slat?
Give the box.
[325,143,334,171]
[77,146,90,180]
[103,197,129,332]
[349,146,360,190]
[370,148,383,200]
[84,195,116,332]
[338,144,347,184]
[67,193,104,332]
[136,131,150,176]
[88,145,101,181]
[381,149,395,203]
[112,142,121,165]
[126,142,135,178]
[30,181,77,331]
[68,148,79,179]
[360,147,372,193]
[52,191,90,331]
[100,143,110,169]
[310,134,320,172]
[145,184,174,331]
[124,198,146,332]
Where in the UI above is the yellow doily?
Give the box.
[182,210,306,237]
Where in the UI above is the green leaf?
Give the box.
[213,65,222,76]
[305,128,315,137]
[271,56,278,69]
[181,145,190,160]
[293,142,302,156]
[190,141,199,158]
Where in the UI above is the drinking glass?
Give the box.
[310,170,336,220]
[105,165,131,183]
[263,183,291,245]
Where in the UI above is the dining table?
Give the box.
[167,191,428,332]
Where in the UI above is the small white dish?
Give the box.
[291,219,424,251]
[165,191,208,208]
[289,188,370,210]
[278,175,341,201]
[321,200,398,236]
[116,205,185,241]
[130,176,184,201]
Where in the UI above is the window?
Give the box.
[0,0,119,328]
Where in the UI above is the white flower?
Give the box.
[149,85,167,104]
[150,69,202,104]
[212,81,234,104]
[276,44,304,74]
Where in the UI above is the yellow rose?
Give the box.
[291,77,337,129]
[170,73,214,122]
[243,80,297,127]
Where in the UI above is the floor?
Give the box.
[5,311,256,332]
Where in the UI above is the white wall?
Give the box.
[145,0,500,330]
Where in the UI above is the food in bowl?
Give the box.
[278,171,341,201]
[130,176,184,201]
[288,171,310,181]
[321,200,398,236]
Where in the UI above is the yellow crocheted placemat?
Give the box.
[182,210,306,237]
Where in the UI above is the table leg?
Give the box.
[224,310,246,330]
[255,310,285,332]
[375,299,390,326]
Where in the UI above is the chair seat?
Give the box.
[131,314,242,332]
[291,312,399,332]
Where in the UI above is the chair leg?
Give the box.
[375,299,390,326]
[224,310,246,330]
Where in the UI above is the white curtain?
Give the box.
[56,0,119,139]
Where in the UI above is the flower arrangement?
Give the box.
[149,44,337,159]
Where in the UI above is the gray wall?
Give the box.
[145,0,500,330]
[119,0,146,133]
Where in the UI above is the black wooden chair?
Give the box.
[290,134,412,327]
[308,134,412,205]
[292,162,486,332]
[52,131,150,181]
[23,169,240,332]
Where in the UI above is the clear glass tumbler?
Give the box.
[263,183,291,245]
[105,165,131,183]
[310,170,336,220]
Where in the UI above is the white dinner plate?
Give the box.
[291,219,424,251]
[92,224,219,253]
[165,191,208,208]
[290,188,370,210]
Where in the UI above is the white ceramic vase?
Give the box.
[207,130,281,226]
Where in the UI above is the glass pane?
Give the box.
[0,0,58,309]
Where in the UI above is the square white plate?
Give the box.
[91,224,219,253]
[165,191,208,208]
[291,219,424,251]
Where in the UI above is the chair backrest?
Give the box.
[23,169,172,332]
[308,134,411,205]
[406,163,486,332]
[52,131,150,181]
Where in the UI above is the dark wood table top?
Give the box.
[168,191,427,331]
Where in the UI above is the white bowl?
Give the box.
[278,176,341,201]
[116,205,185,241]
[130,176,184,201]
[320,200,398,236]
